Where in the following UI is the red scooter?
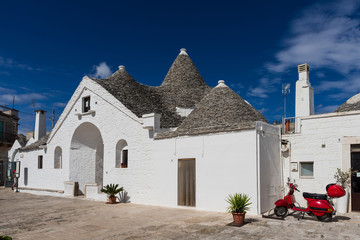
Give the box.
[274,181,345,221]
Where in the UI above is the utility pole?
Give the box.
[282,83,290,118]
[52,108,55,129]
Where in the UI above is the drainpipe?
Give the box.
[256,125,261,215]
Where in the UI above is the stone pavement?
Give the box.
[1,188,360,240]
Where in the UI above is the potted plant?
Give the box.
[101,184,124,204]
[121,162,127,168]
[225,193,252,226]
[334,168,357,213]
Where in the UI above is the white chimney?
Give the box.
[34,110,47,141]
[295,63,314,117]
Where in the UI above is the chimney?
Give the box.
[34,110,47,141]
[295,63,314,117]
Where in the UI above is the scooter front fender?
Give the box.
[275,199,288,207]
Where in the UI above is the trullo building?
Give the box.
[8,49,281,215]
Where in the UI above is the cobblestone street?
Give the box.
[1,188,360,240]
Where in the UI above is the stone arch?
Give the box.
[54,146,62,169]
[70,122,104,194]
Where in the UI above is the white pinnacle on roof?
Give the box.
[179,48,188,56]
[216,80,227,88]
[118,65,125,70]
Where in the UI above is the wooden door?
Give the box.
[351,145,360,211]
[178,159,196,207]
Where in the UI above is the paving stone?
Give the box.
[1,188,360,239]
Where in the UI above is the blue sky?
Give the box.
[1,0,360,133]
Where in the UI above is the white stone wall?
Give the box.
[282,111,360,206]
[18,77,154,203]
[151,122,281,215]
[152,130,259,214]
[257,122,282,213]
[14,76,281,214]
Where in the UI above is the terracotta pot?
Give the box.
[121,165,127,168]
[232,212,246,225]
[108,196,117,204]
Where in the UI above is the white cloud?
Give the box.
[247,77,281,98]
[92,62,112,79]
[230,82,245,89]
[0,56,38,71]
[315,73,360,96]
[53,102,67,107]
[266,0,360,74]
[0,93,46,105]
[316,104,340,113]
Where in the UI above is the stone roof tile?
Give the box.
[21,134,49,151]
[335,93,360,112]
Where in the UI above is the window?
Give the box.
[38,155,43,169]
[0,121,4,141]
[115,140,128,168]
[122,149,128,168]
[54,146,62,169]
[83,96,91,113]
[24,168,28,186]
[300,162,313,178]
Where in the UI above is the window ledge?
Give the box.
[299,176,314,179]
[75,110,95,116]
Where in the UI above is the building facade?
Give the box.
[9,49,281,215]
[0,106,19,186]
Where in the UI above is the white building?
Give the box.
[9,49,281,215]
[282,64,360,212]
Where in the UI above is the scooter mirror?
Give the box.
[287,177,290,183]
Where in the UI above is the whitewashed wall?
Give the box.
[257,122,282,213]
[152,130,259,214]
[14,76,282,214]
[282,111,360,206]
[151,122,281,215]
[17,77,154,202]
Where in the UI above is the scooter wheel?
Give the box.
[274,206,288,217]
[316,213,332,222]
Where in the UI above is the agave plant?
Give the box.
[101,184,124,197]
[225,193,252,214]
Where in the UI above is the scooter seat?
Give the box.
[303,192,327,200]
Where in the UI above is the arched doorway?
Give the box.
[70,122,104,194]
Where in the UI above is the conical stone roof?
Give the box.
[94,66,181,128]
[159,48,211,108]
[156,81,267,138]
[335,93,360,113]
[91,50,266,133]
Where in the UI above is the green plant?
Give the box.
[225,193,252,214]
[0,236,12,240]
[101,184,124,197]
[334,168,357,188]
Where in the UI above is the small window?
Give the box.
[24,168,28,186]
[122,149,128,168]
[83,96,91,113]
[115,140,128,168]
[0,121,4,141]
[54,146,62,169]
[300,162,313,178]
[38,156,43,169]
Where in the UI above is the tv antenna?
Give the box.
[282,83,290,118]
